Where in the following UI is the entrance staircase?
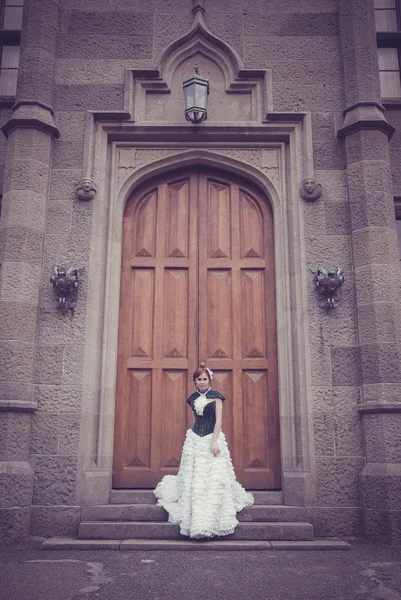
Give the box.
[42,490,351,550]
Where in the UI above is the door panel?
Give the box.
[113,169,280,489]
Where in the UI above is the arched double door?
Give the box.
[113,168,280,489]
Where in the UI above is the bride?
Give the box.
[154,363,254,538]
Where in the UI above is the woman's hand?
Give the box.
[211,440,220,457]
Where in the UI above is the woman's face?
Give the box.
[195,372,210,393]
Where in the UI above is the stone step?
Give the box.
[81,504,308,523]
[42,536,352,551]
[78,520,314,541]
[109,489,284,505]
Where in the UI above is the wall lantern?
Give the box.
[183,63,209,124]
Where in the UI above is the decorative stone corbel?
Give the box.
[76,177,97,201]
[300,177,322,201]
[50,266,84,313]
[311,267,344,310]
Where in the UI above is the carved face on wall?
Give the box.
[300,177,322,202]
[304,178,315,193]
[76,177,97,201]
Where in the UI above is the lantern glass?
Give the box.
[183,67,209,124]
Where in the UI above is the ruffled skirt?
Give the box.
[153,429,254,538]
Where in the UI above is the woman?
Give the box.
[154,363,254,539]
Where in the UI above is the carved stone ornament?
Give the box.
[311,267,344,311]
[76,177,97,201]
[50,266,84,313]
[300,177,322,201]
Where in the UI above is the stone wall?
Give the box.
[1,0,400,543]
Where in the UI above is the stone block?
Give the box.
[308,307,358,348]
[20,20,57,55]
[313,411,335,456]
[23,0,58,27]
[303,199,325,236]
[0,381,33,403]
[306,233,352,271]
[3,159,50,196]
[360,343,401,385]
[314,507,363,537]
[315,169,348,204]
[333,386,361,411]
[153,12,195,60]
[342,49,382,106]
[334,410,363,457]
[311,111,339,141]
[312,386,334,412]
[0,227,44,264]
[203,13,243,58]
[38,304,86,346]
[54,58,153,85]
[204,0,261,12]
[56,35,152,60]
[0,461,34,507]
[347,159,393,198]
[0,302,37,343]
[390,147,401,195]
[70,198,95,239]
[338,3,377,55]
[308,321,332,387]
[49,168,81,203]
[316,456,363,506]
[244,12,338,36]
[58,10,153,36]
[355,264,401,305]
[313,138,346,170]
[244,36,340,66]
[349,190,396,231]
[53,84,124,111]
[43,233,90,277]
[357,303,400,345]
[0,411,31,461]
[0,412,31,460]
[352,227,398,269]
[32,455,78,505]
[16,71,54,107]
[324,201,351,235]
[0,507,30,544]
[62,344,85,383]
[363,413,401,462]
[58,412,81,456]
[30,505,81,537]
[6,128,52,165]
[18,47,55,79]
[33,384,82,412]
[0,191,47,232]
[361,463,401,510]
[273,84,335,113]
[363,508,401,544]
[0,341,35,382]
[54,110,87,141]
[0,262,41,305]
[362,383,401,405]
[29,411,59,455]
[34,345,64,385]
[345,130,390,165]
[331,346,361,386]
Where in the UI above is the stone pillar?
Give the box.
[338,0,401,543]
[0,0,59,543]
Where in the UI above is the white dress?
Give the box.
[153,390,254,538]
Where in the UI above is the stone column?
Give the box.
[0,0,59,543]
[338,0,401,543]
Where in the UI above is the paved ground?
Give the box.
[1,540,401,600]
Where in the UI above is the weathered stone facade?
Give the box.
[0,0,401,544]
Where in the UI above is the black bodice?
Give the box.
[186,389,225,437]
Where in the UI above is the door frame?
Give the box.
[76,129,316,510]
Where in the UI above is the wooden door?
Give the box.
[113,169,280,489]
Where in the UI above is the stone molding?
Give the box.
[358,403,401,414]
[1,100,59,139]
[0,401,38,413]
